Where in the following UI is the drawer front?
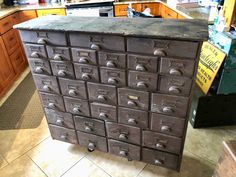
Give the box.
[9,49,25,73]
[158,75,192,96]
[106,122,141,145]
[87,82,117,105]
[46,46,71,61]
[24,44,47,59]
[90,102,117,122]
[39,92,65,111]
[44,108,74,129]
[74,63,99,82]
[128,71,158,91]
[142,131,182,154]
[2,29,20,55]
[71,48,97,65]
[118,107,148,128]
[142,148,179,170]
[127,37,199,59]
[0,15,14,34]
[150,113,185,137]
[20,30,67,46]
[77,131,107,152]
[50,61,75,79]
[28,58,52,75]
[49,124,77,144]
[58,78,87,99]
[127,54,158,73]
[151,93,189,118]
[160,57,195,77]
[64,96,90,116]
[118,88,149,111]
[74,116,105,136]
[108,139,141,161]
[100,67,126,87]
[70,33,125,52]
[98,52,126,69]
[33,74,60,94]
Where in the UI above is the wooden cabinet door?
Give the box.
[161,4,178,19]
[114,4,140,17]
[18,10,37,23]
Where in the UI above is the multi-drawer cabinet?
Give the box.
[15,16,208,171]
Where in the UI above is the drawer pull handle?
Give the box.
[137,82,147,88]
[119,133,128,140]
[106,61,116,68]
[135,64,146,71]
[168,86,181,94]
[43,85,51,91]
[153,48,166,56]
[31,52,40,58]
[128,118,137,124]
[91,44,100,50]
[108,77,117,84]
[99,112,108,119]
[82,73,91,80]
[154,159,163,165]
[3,22,9,26]
[97,95,106,102]
[162,107,173,113]
[56,119,63,124]
[68,89,77,96]
[161,125,171,132]
[127,100,136,107]
[79,57,88,64]
[85,126,93,132]
[54,54,63,60]
[58,70,66,77]
[73,107,81,113]
[169,68,182,76]
[37,38,47,44]
[119,150,127,156]
[48,103,56,108]
[156,143,165,149]
[35,67,44,73]
[60,134,67,140]
[88,142,96,152]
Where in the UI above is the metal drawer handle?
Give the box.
[137,82,147,88]
[48,103,56,108]
[108,77,117,84]
[119,133,128,140]
[161,125,171,132]
[162,107,173,113]
[135,64,146,71]
[168,86,181,94]
[127,100,137,107]
[68,89,77,96]
[99,112,108,119]
[43,85,51,91]
[31,52,40,58]
[82,73,91,80]
[60,134,67,140]
[97,95,106,102]
[153,48,166,56]
[90,44,100,50]
[106,61,116,68]
[73,107,81,113]
[156,143,165,149]
[88,142,96,152]
[85,126,93,132]
[169,68,182,76]
[54,54,63,60]
[56,119,63,124]
[154,159,164,165]
[128,118,137,124]
[35,67,44,73]
[79,57,88,64]
[37,38,47,44]
[119,150,128,157]
[58,70,66,77]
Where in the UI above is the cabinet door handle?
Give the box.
[137,81,147,88]
[153,48,166,56]
[82,73,91,80]
[37,38,47,44]
[54,54,63,60]
[161,125,171,132]
[128,118,137,124]
[119,133,128,140]
[97,95,106,102]
[106,61,116,68]
[48,103,56,108]
[169,68,182,76]
[58,70,66,77]
[73,107,81,113]
[108,77,117,84]
[35,67,44,73]
[79,57,88,64]
[135,64,146,71]
[168,86,181,94]
[43,85,51,91]
[31,52,40,58]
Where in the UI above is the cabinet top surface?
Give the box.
[14,15,208,41]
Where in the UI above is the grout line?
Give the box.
[27,154,49,177]
[135,163,148,177]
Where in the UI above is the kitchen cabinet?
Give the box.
[161,4,178,19]
[18,10,37,23]
[114,4,139,17]
[177,13,187,19]
[37,8,66,16]
[139,3,160,16]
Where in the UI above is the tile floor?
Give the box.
[0,68,236,177]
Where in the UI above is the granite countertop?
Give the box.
[14,15,208,41]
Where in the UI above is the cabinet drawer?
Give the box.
[0,15,14,34]
[50,61,75,79]
[2,29,20,55]
[127,54,158,73]
[127,37,199,59]
[33,74,60,94]
[24,44,47,59]
[71,48,97,65]
[142,148,179,170]
[106,122,141,145]
[74,63,99,82]
[45,108,74,129]
[64,96,90,116]
[20,30,67,46]
[49,124,77,144]
[151,93,189,118]
[118,88,149,111]
[158,75,192,96]
[58,78,87,99]
[90,102,117,122]
[100,67,126,87]
[128,71,158,91]
[108,139,141,161]
[77,131,107,152]
[69,33,125,52]
[98,52,126,69]
[46,46,71,61]
[28,58,52,75]
[142,131,182,154]
[163,6,178,19]
[150,113,185,137]
[9,48,25,74]
[87,82,117,105]
[74,116,105,136]
[160,57,195,77]
[39,92,65,111]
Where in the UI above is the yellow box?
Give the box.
[37,8,66,17]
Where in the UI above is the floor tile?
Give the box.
[87,150,146,177]
[0,155,46,177]
[0,117,49,163]
[0,155,8,169]
[62,157,110,177]
[138,150,215,177]
[27,137,87,177]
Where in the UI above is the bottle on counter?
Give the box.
[127,3,134,18]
